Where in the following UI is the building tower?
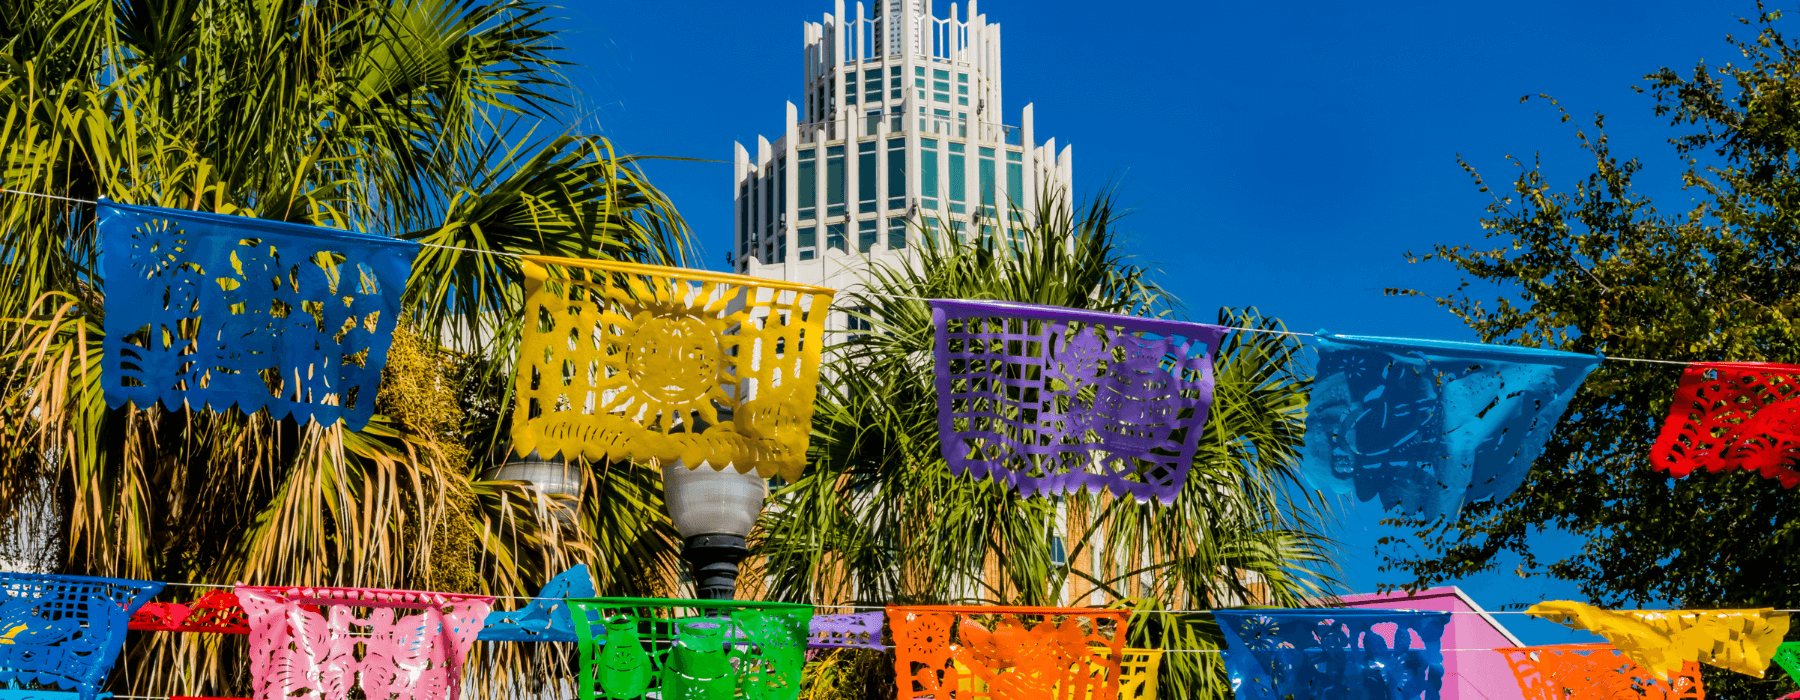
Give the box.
[732,0,1074,301]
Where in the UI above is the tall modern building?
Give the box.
[732,0,1074,301]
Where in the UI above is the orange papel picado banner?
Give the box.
[1526,601,1789,680]
[509,257,834,481]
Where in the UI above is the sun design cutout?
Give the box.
[511,258,833,481]
[596,274,742,430]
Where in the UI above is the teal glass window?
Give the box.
[888,216,907,249]
[949,142,966,214]
[858,219,878,252]
[858,141,877,213]
[921,138,939,207]
[826,145,845,218]
[915,77,926,88]
[799,225,817,260]
[777,156,787,224]
[763,170,775,231]
[827,223,846,252]
[934,69,949,79]
[778,227,788,261]
[980,147,996,211]
[797,148,816,220]
[887,138,906,209]
[957,73,968,83]
[1006,157,1022,210]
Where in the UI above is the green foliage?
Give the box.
[1384,3,1800,696]
[756,190,1334,699]
[0,0,690,696]
[800,649,896,700]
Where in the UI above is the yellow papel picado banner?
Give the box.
[509,257,834,481]
[1527,601,1790,680]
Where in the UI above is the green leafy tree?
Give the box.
[0,0,689,695]
[1384,3,1800,696]
[757,191,1336,699]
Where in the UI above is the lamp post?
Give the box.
[662,459,766,600]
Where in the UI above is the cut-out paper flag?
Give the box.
[1498,644,1703,700]
[0,572,164,700]
[480,564,594,642]
[238,585,492,700]
[1115,648,1164,700]
[1775,641,1800,686]
[510,258,834,481]
[932,300,1227,503]
[100,200,417,430]
[567,597,812,700]
[1214,607,1449,700]
[888,604,1129,700]
[1650,362,1800,487]
[1526,601,1788,680]
[128,588,248,633]
[809,611,885,649]
[1301,333,1601,519]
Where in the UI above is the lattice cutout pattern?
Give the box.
[567,597,812,700]
[931,300,1227,504]
[481,565,595,642]
[1500,644,1704,699]
[99,200,417,430]
[1775,641,1800,686]
[510,258,833,481]
[809,611,885,649]
[0,572,164,699]
[1214,608,1449,700]
[238,586,492,700]
[1113,649,1163,700]
[889,605,1129,700]
[128,589,249,633]
[1301,333,1602,519]
[0,691,83,700]
[1650,362,1800,487]
[1526,601,1788,679]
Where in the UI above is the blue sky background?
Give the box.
[549,1,1763,645]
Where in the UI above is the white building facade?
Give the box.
[733,0,1074,301]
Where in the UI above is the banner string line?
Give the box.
[152,582,1800,615]
[0,188,1711,367]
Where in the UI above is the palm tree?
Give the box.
[757,190,1337,699]
[0,0,689,695]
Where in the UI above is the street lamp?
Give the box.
[486,451,583,498]
[662,459,766,600]
[484,451,582,524]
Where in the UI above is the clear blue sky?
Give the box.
[549,1,1759,644]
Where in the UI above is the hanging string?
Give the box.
[0,187,1720,367]
[2,186,1710,367]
